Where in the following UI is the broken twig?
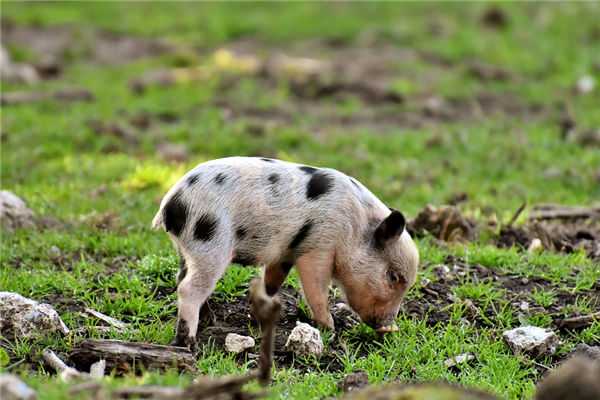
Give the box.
[506,202,526,227]
[84,307,129,332]
[562,311,600,329]
[69,339,197,374]
[1,88,94,105]
[530,205,600,221]
[42,349,84,382]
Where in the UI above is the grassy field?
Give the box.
[1,3,599,399]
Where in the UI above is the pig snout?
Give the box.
[362,313,400,333]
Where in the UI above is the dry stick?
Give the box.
[506,202,526,227]
[563,311,600,329]
[84,307,130,332]
[69,339,197,374]
[41,349,84,382]
[1,88,94,105]
[529,205,600,220]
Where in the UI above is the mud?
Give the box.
[1,21,170,69]
[496,206,600,261]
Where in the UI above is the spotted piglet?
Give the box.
[153,157,419,352]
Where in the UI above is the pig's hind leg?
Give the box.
[174,251,230,354]
[295,250,335,330]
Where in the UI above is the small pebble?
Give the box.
[575,75,595,94]
[503,326,559,358]
[224,333,255,354]
[443,353,475,368]
[285,321,324,358]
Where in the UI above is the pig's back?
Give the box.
[155,157,386,265]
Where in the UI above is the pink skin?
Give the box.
[295,250,335,330]
[294,247,416,332]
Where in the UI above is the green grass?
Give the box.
[1,2,599,400]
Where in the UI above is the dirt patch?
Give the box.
[1,20,171,69]
[496,205,600,260]
[403,255,600,333]
[408,204,600,261]
[195,285,362,373]
[124,36,546,133]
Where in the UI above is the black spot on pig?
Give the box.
[235,227,247,239]
[307,171,333,200]
[177,258,187,284]
[193,214,218,241]
[289,222,312,249]
[213,173,226,185]
[281,262,293,273]
[164,191,188,237]
[268,173,280,184]
[260,158,275,162]
[232,253,256,267]
[187,174,200,185]
[299,165,317,175]
[350,178,360,189]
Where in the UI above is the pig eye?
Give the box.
[389,270,402,283]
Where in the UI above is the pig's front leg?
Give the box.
[174,256,229,355]
[263,261,293,296]
[295,250,335,330]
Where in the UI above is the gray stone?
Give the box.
[575,75,595,94]
[0,374,38,400]
[0,292,70,338]
[224,333,255,354]
[503,326,559,358]
[0,191,35,232]
[285,321,324,358]
[0,46,39,85]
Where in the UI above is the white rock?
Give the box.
[528,238,543,253]
[285,321,324,358]
[0,46,40,85]
[224,333,255,354]
[0,191,35,232]
[0,374,38,400]
[575,75,595,94]
[503,326,559,358]
[89,360,106,380]
[443,352,475,367]
[0,292,70,337]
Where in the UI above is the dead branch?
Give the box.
[84,307,130,332]
[506,202,526,227]
[69,339,197,374]
[42,349,84,382]
[1,88,94,105]
[562,311,600,329]
[530,205,600,221]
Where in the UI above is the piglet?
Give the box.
[153,157,419,352]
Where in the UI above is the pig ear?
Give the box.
[374,208,406,248]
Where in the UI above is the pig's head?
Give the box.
[337,209,418,333]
